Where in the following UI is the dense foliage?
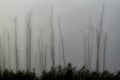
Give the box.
[0,63,120,80]
[0,68,39,80]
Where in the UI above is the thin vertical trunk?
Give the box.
[83,34,87,69]
[103,32,107,71]
[50,6,55,67]
[37,30,43,73]
[41,40,44,71]
[87,18,91,70]
[14,17,19,71]
[3,28,6,70]
[79,31,86,69]
[37,39,42,72]
[96,29,99,71]
[0,37,3,70]
[7,32,11,70]
[0,37,2,70]
[58,41,61,65]
[45,43,47,71]
[96,0,105,72]
[89,26,93,71]
[26,12,32,71]
[58,17,66,67]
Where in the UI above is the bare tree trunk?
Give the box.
[37,39,42,72]
[103,32,107,71]
[45,43,47,71]
[0,37,2,70]
[41,40,44,71]
[50,6,55,67]
[96,0,105,72]
[89,26,94,71]
[79,30,87,69]
[37,30,44,73]
[87,18,91,70]
[26,12,32,71]
[83,34,87,69]
[0,37,3,70]
[3,28,6,70]
[14,17,19,71]
[7,32,11,70]
[58,41,61,65]
[58,17,66,67]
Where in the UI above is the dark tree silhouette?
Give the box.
[14,17,19,71]
[2,27,6,70]
[44,43,47,71]
[58,17,66,67]
[103,32,107,71]
[50,6,55,67]
[96,0,105,72]
[26,12,32,71]
[0,37,3,70]
[83,34,87,69]
[37,37,43,72]
[87,17,91,70]
[7,32,11,70]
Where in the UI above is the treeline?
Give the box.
[0,68,38,80]
[0,63,120,80]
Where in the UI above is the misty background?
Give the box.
[0,0,120,75]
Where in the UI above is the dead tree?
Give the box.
[41,40,44,71]
[0,37,2,67]
[58,41,61,65]
[38,38,47,72]
[44,43,47,71]
[50,6,55,67]
[14,17,19,71]
[26,12,32,71]
[37,39,42,72]
[78,30,87,69]
[0,37,3,70]
[83,34,87,69]
[58,17,66,67]
[89,25,94,71]
[87,18,91,70]
[37,29,45,73]
[7,32,11,70]
[96,0,105,72]
[2,27,6,70]
[78,29,87,69]
[103,32,107,71]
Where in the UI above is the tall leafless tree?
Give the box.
[14,17,19,71]
[96,0,105,72]
[50,6,55,67]
[44,43,47,71]
[7,32,11,70]
[26,12,32,71]
[37,38,42,72]
[37,29,45,73]
[58,17,66,67]
[83,34,87,69]
[41,40,44,71]
[2,27,6,70]
[0,37,3,70]
[79,30,87,69]
[87,18,91,70]
[89,25,94,71]
[103,32,107,71]
[58,41,61,65]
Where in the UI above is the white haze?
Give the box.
[0,0,120,75]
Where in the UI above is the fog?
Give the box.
[0,0,120,75]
